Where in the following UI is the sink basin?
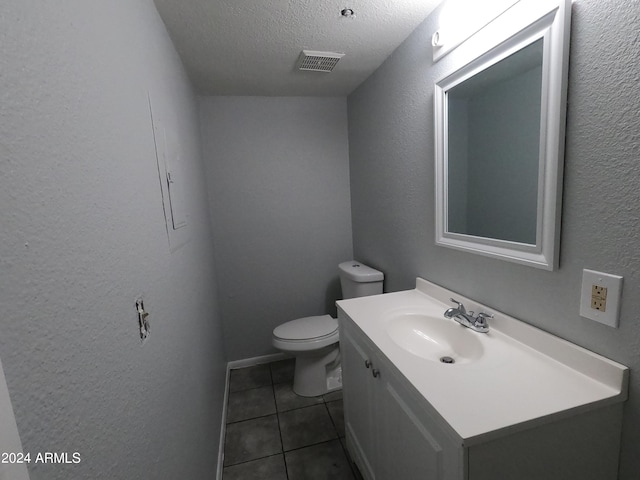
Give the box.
[385,313,484,364]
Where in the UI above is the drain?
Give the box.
[440,356,455,364]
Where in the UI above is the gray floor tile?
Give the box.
[223,454,287,480]
[285,439,355,480]
[323,389,343,402]
[229,364,272,392]
[270,358,295,384]
[227,385,276,423]
[279,404,338,451]
[326,400,345,437]
[224,415,281,466]
[274,382,323,412]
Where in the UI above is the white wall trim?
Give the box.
[227,352,290,370]
[215,365,230,480]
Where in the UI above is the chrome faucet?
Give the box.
[444,298,493,333]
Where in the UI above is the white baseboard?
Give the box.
[216,352,292,479]
[226,352,290,370]
[216,365,230,480]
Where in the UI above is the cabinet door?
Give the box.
[341,327,377,480]
[378,381,446,480]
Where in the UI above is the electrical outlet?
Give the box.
[580,269,623,327]
[591,296,606,311]
[590,285,608,311]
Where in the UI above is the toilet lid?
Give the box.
[273,315,338,341]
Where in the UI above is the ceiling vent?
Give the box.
[297,50,345,73]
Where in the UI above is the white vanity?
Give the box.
[337,278,628,480]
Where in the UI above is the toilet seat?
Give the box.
[273,315,339,351]
[274,315,337,340]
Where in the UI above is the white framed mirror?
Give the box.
[434,0,571,270]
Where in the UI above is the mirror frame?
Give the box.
[434,0,571,270]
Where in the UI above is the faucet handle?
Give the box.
[475,312,494,327]
[449,298,466,313]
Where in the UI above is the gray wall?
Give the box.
[347,1,640,478]
[200,97,353,361]
[0,1,226,479]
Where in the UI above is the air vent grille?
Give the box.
[297,50,345,73]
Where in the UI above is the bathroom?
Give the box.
[0,0,638,479]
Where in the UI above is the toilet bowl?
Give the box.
[273,315,341,397]
[272,261,384,397]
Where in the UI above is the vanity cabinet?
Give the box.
[341,326,378,479]
[341,319,463,480]
[340,312,625,480]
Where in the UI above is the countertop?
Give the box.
[336,278,629,445]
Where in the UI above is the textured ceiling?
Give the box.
[153,0,442,96]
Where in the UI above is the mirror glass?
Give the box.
[434,0,571,270]
[447,39,543,245]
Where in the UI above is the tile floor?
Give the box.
[222,359,361,480]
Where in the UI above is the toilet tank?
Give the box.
[338,261,384,299]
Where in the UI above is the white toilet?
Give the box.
[272,261,384,397]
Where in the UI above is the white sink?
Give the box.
[385,313,484,364]
[336,278,629,443]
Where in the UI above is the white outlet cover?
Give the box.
[580,269,623,328]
